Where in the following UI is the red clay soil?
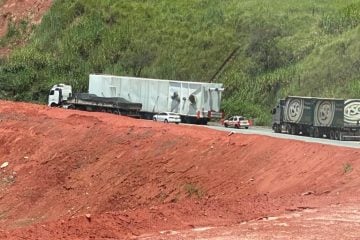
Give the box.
[0,0,52,56]
[0,100,359,239]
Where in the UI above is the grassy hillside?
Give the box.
[1,0,360,124]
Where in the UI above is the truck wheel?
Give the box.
[235,124,240,129]
[153,117,157,121]
[290,125,297,135]
[335,130,340,140]
[330,130,335,140]
[286,125,291,134]
[273,124,278,133]
[309,127,314,138]
[273,124,281,133]
[314,127,320,138]
[224,123,228,128]
[164,119,168,123]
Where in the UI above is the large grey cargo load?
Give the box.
[283,96,315,125]
[344,99,360,126]
[273,96,360,141]
[313,98,344,128]
[88,74,224,121]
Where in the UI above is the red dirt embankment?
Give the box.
[0,100,359,239]
[0,0,52,56]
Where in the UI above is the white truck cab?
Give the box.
[48,84,72,106]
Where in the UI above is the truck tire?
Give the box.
[314,127,320,138]
[164,119,168,123]
[224,123,228,128]
[273,124,280,133]
[329,130,335,140]
[335,130,340,140]
[309,127,314,138]
[290,125,297,135]
[285,125,291,134]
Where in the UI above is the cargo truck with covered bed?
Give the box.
[271,96,360,141]
[48,84,142,117]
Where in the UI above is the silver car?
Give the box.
[153,112,181,124]
[223,116,250,129]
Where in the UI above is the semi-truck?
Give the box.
[48,84,142,117]
[271,96,360,141]
[49,74,224,124]
[87,74,224,124]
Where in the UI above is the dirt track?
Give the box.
[0,100,359,239]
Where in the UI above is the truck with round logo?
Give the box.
[271,96,360,141]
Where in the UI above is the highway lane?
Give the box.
[202,124,360,149]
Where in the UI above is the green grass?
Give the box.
[343,163,353,174]
[1,0,360,123]
[183,183,204,198]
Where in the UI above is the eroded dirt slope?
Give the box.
[0,100,359,239]
[0,0,52,56]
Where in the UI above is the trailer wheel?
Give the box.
[290,125,297,135]
[285,125,291,134]
[314,127,320,138]
[309,127,314,138]
[330,130,335,140]
[335,130,340,140]
[113,109,121,115]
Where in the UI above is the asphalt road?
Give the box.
[203,124,360,149]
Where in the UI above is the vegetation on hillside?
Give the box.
[0,0,360,124]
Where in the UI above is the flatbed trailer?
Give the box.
[48,84,142,117]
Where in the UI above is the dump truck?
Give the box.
[88,74,224,124]
[271,96,360,141]
[48,83,142,117]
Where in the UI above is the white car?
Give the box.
[153,112,181,124]
[223,116,250,129]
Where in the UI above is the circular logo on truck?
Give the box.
[344,99,360,125]
[286,98,304,123]
[314,100,335,126]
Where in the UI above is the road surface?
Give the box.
[204,124,360,149]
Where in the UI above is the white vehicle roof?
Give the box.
[159,112,180,115]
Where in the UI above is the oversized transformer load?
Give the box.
[88,74,224,124]
[272,96,360,141]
